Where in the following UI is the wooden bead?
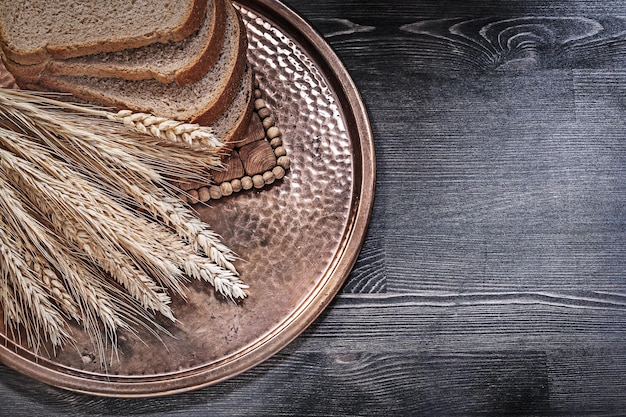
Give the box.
[198,187,211,202]
[231,179,242,193]
[277,156,290,169]
[220,182,233,197]
[241,176,253,190]
[209,185,222,200]
[177,193,188,203]
[254,89,263,99]
[252,174,265,189]
[263,171,275,185]
[267,126,281,139]
[274,146,287,157]
[257,107,271,119]
[262,116,275,130]
[187,189,199,205]
[272,166,285,180]
[270,137,282,148]
[254,98,266,111]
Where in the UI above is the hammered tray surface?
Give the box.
[0,0,369,395]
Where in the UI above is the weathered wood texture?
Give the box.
[1,0,625,415]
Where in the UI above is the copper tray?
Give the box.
[0,0,375,397]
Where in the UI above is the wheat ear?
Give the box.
[0,88,248,358]
[67,163,249,301]
[0,145,178,362]
[67,169,249,301]
[0,211,71,350]
[0,173,126,358]
[0,89,223,151]
[0,108,221,185]
[0,91,246,300]
[111,110,222,150]
[113,182,248,299]
[0,128,245,302]
[21,241,80,320]
[0,142,178,320]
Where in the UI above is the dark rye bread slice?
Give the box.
[17,2,248,127]
[0,0,208,66]
[8,0,227,86]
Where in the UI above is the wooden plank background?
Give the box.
[1,0,625,415]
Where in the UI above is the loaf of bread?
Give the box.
[3,0,254,148]
[0,0,208,65]
[4,0,226,86]
[22,2,248,124]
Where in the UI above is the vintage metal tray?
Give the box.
[0,0,374,397]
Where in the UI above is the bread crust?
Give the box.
[191,3,249,124]
[0,0,208,65]
[211,65,255,148]
[174,0,228,86]
[0,57,44,83]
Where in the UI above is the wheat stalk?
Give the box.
[0,172,124,358]
[0,129,184,299]
[0,91,247,298]
[0,89,222,151]
[112,110,222,149]
[0,127,247,304]
[0,88,248,360]
[0,209,71,350]
[0,150,179,364]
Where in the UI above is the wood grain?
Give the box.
[1,0,625,415]
[342,233,386,293]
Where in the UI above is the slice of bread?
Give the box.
[208,64,254,147]
[15,0,228,86]
[17,1,248,127]
[0,0,208,65]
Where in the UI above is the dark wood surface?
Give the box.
[2,1,625,415]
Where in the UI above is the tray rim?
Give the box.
[0,0,376,397]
